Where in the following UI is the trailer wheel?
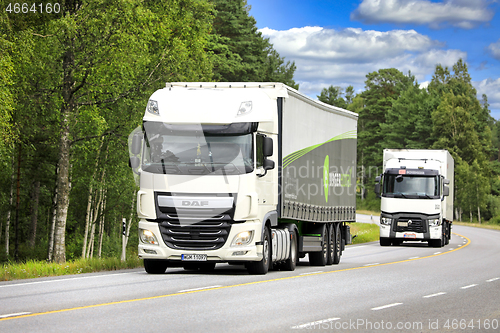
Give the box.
[329,223,341,265]
[309,224,327,266]
[144,259,168,274]
[247,227,271,275]
[282,230,298,271]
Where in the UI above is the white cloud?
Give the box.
[261,26,466,97]
[262,27,441,62]
[351,0,494,29]
[475,78,500,117]
[487,39,500,60]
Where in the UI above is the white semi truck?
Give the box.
[129,82,358,274]
[375,149,454,247]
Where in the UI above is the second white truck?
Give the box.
[375,149,454,247]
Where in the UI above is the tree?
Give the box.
[430,59,493,221]
[317,85,351,109]
[207,0,297,87]
[4,0,214,263]
[381,81,436,150]
[358,68,412,170]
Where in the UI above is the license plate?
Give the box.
[182,254,207,261]
[403,233,417,239]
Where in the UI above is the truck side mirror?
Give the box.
[374,175,381,197]
[264,158,275,171]
[131,133,143,155]
[443,178,450,185]
[129,156,140,174]
[258,137,275,177]
[443,185,449,197]
[263,136,273,157]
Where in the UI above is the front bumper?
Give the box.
[380,224,442,240]
[138,220,263,262]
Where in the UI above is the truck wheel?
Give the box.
[444,222,450,245]
[309,224,327,266]
[331,223,341,265]
[380,237,392,246]
[282,231,298,271]
[247,227,271,275]
[144,259,168,274]
[429,236,444,248]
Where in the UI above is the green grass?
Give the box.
[0,256,143,281]
[453,221,500,231]
[349,222,379,244]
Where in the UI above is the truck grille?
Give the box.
[159,220,231,250]
[394,218,426,233]
[153,192,237,250]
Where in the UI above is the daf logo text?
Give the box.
[181,200,209,207]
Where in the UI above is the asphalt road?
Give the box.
[1,221,499,333]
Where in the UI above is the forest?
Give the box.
[1,0,498,264]
[318,63,500,225]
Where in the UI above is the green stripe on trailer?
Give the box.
[283,130,357,168]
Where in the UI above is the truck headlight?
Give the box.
[146,100,159,115]
[380,217,393,225]
[428,219,440,226]
[140,229,159,245]
[231,231,254,246]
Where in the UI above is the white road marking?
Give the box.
[409,257,420,259]
[0,272,139,288]
[448,248,454,251]
[363,263,380,266]
[487,277,499,282]
[291,317,340,329]
[0,312,31,319]
[433,252,442,255]
[299,271,324,275]
[371,303,403,311]
[461,284,478,289]
[178,285,222,293]
[423,292,446,298]
[348,245,368,249]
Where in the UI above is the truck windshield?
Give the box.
[383,175,439,199]
[141,121,254,175]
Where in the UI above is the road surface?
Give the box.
[1,221,499,332]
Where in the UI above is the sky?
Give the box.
[246,0,500,119]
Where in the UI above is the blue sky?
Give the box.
[247,0,500,119]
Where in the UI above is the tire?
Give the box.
[429,234,444,248]
[282,230,298,271]
[247,227,271,275]
[331,223,341,265]
[144,259,168,274]
[444,222,450,245]
[380,237,392,246]
[309,224,327,266]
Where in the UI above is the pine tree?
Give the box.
[207,0,297,87]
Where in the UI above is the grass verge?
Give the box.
[453,221,500,231]
[349,222,379,245]
[0,256,143,282]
